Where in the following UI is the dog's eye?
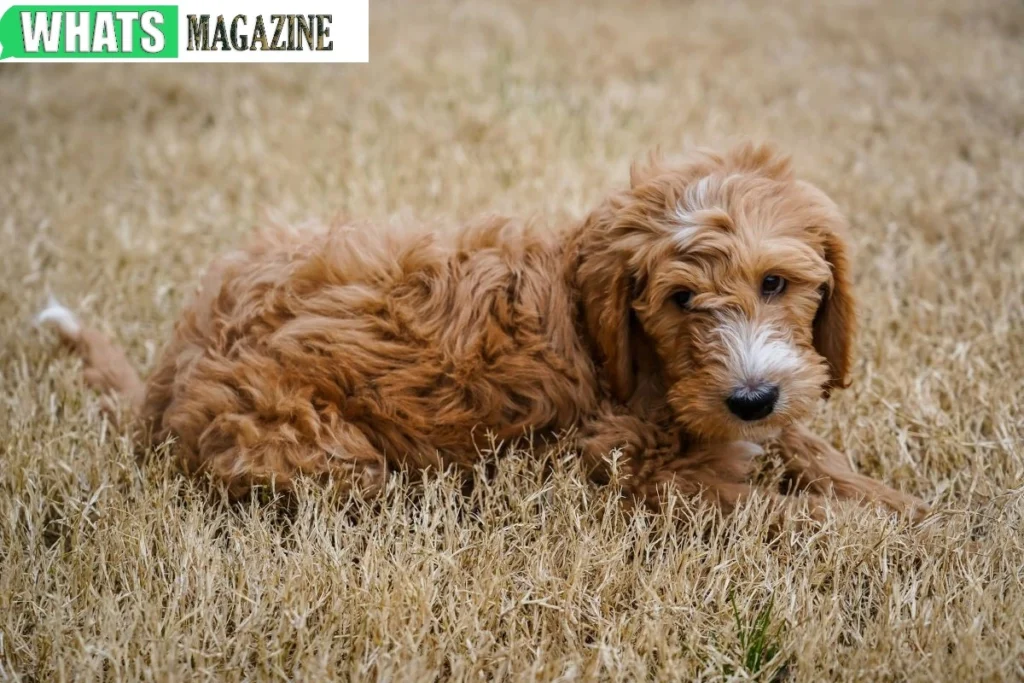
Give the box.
[672,290,694,309]
[761,275,787,298]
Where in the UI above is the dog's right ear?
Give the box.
[813,225,855,398]
[797,180,857,399]
[575,205,636,403]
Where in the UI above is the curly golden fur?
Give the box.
[42,142,927,520]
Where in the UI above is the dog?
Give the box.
[39,142,928,522]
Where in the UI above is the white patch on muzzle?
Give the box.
[715,313,800,386]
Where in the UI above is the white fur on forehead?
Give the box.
[671,174,741,248]
[671,221,701,248]
[684,175,717,212]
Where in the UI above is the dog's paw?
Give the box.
[875,489,931,525]
[724,440,765,460]
[716,441,765,483]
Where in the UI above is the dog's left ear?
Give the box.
[594,263,636,403]
[813,224,856,398]
[574,204,638,403]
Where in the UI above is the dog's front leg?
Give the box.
[576,408,825,521]
[630,440,832,523]
[777,423,930,522]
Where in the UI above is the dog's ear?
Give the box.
[575,206,637,403]
[595,264,636,403]
[813,225,856,398]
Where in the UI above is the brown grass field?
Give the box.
[2,0,1024,680]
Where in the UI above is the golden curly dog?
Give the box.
[40,142,928,521]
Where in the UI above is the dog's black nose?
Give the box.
[726,384,780,422]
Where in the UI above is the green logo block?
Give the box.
[0,5,178,59]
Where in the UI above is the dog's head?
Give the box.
[576,142,854,441]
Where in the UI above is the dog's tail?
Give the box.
[37,297,146,416]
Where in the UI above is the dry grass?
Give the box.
[2,0,1024,679]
